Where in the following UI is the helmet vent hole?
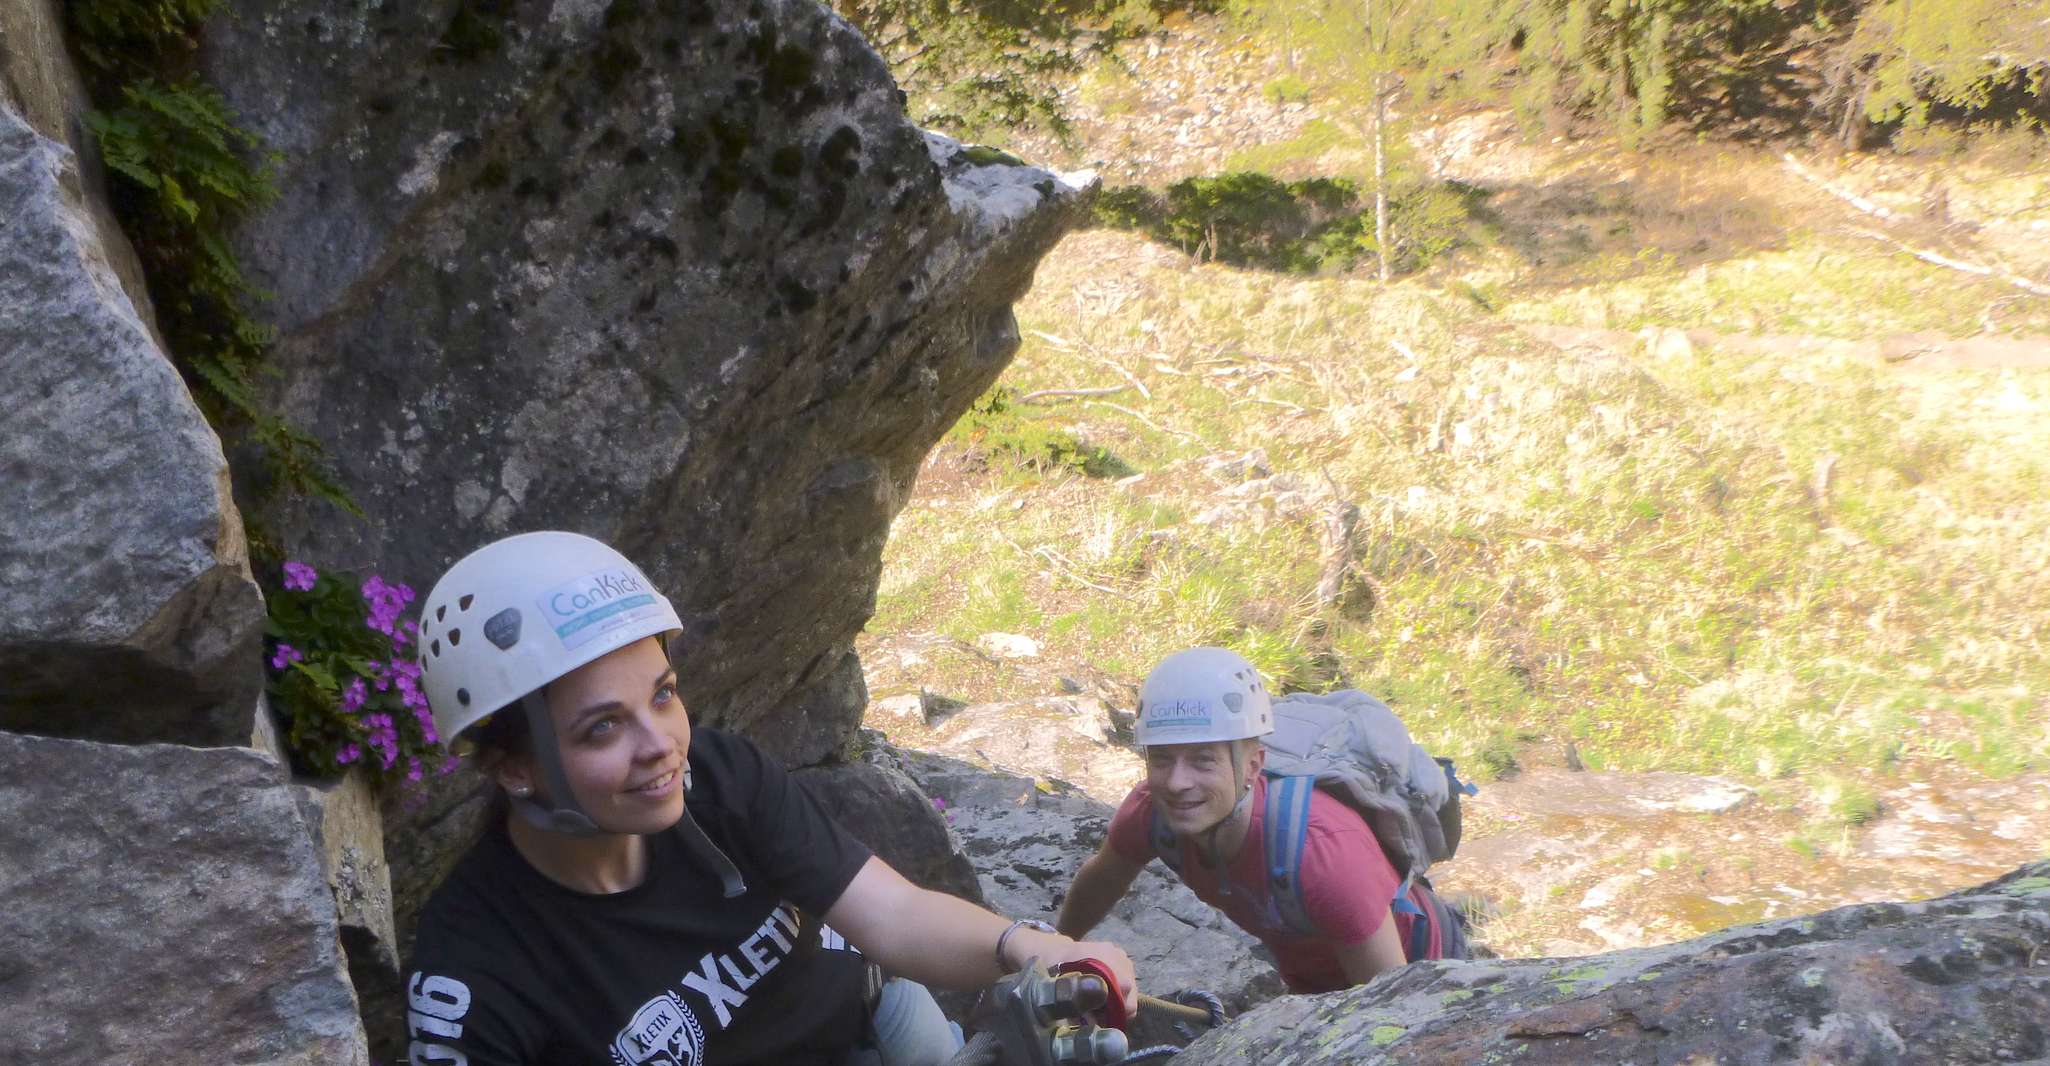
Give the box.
[457,687,471,707]
[431,639,442,657]
[436,605,447,622]
[458,595,474,612]
[449,629,462,647]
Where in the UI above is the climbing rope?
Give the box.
[1163,989,1226,1028]
[1107,988,1228,1064]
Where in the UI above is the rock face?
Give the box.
[896,748,1284,1032]
[794,736,986,904]
[199,0,1092,768]
[0,6,266,747]
[294,769,405,1064]
[0,0,157,312]
[869,695,1145,804]
[1173,861,2050,1066]
[0,733,369,1065]
[198,0,1088,960]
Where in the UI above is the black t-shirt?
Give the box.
[405,729,876,1066]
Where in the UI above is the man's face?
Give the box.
[1145,740,1253,834]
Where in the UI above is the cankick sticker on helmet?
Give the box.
[1142,698,1212,733]
[538,567,664,652]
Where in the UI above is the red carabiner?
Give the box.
[1052,958,1130,1031]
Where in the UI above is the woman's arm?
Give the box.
[824,855,1138,1012]
[1054,842,1145,939]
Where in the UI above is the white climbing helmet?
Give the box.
[418,531,682,749]
[1133,647,1274,747]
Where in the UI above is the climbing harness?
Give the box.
[971,957,1227,1066]
[976,957,1130,1066]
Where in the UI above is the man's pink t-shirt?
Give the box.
[1106,776,1441,992]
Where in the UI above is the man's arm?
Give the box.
[1333,908,1409,986]
[824,855,1138,1012]
[1055,842,1145,939]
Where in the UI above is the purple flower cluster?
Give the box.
[267,561,463,781]
[386,658,440,746]
[361,576,417,647]
[282,560,319,592]
[363,712,400,769]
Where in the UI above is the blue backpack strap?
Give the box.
[1149,804,1182,875]
[1394,875,1432,961]
[1262,775,1318,937]
[1443,757,1478,797]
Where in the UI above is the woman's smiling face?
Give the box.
[536,637,691,835]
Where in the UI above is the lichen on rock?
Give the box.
[1170,860,2050,1065]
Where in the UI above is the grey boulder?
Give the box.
[0,70,264,745]
[0,733,368,1065]
[795,735,985,905]
[200,0,1095,768]
[1171,860,2050,1065]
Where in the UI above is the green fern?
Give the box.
[70,2,357,517]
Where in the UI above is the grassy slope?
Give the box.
[865,148,2050,797]
[865,28,2050,938]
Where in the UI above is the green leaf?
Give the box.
[292,660,339,692]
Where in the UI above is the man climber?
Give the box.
[1053,648,1466,993]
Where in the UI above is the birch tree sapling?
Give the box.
[1237,0,1490,279]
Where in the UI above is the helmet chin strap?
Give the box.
[506,692,748,898]
[510,692,601,836]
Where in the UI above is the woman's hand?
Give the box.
[1007,929,1139,1016]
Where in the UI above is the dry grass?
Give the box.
[863,173,2050,788]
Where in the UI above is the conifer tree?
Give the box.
[831,0,1167,140]
[1828,0,2050,145]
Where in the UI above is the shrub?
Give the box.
[953,386,1132,478]
[1262,73,1312,105]
[1091,171,1485,274]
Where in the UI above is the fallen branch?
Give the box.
[1849,227,2050,298]
[1019,385,1129,404]
[1026,329,1076,350]
[1082,401,1202,442]
[1032,545,1134,601]
[1781,153,1907,223]
[1094,356,1151,400]
[993,529,1134,601]
[1236,395,1314,414]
